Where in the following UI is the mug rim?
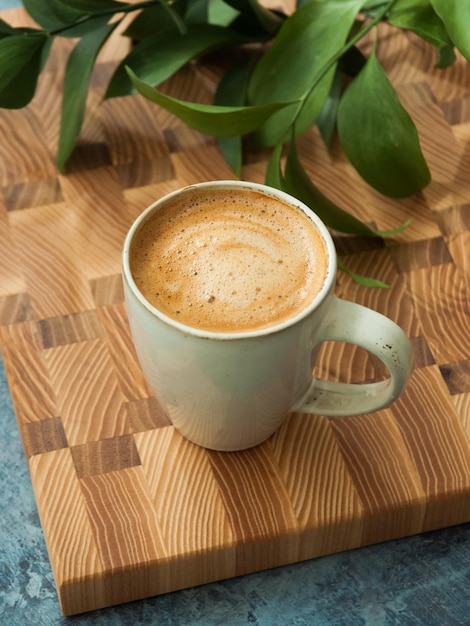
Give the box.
[122,180,337,340]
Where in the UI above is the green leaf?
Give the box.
[389,0,456,68]
[127,67,297,136]
[23,0,118,36]
[217,135,243,177]
[337,257,390,288]
[123,4,187,40]
[185,0,209,23]
[337,45,431,198]
[214,58,254,176]
[22,0,85,30]
[57,15,116,38]
[435,45,456,69]
[0,34,48,108]
[57,23,116,170]
[223,0,283,33]
[106,24,250,98]
[316,70,342,149]
[283,139,377,236]
[59,0,122,10]
[375,218,412,237]
[430,0,470,62]
[247,0,366,148]
[0,18,19,37]
[0,20,44,39]
[208,0,240,27]
[264,142,285,189]
[360,0,388,11]
[338,45,367,78]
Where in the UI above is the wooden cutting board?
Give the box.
[1,7,469,617]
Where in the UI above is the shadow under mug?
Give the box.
[122,180,414,451]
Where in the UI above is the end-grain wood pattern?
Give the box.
[1,7,470,616]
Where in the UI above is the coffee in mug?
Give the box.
[130,187,328,333]
[123,181,413,451]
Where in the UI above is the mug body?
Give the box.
[122,181,336,451]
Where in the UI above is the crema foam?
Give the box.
[130,187,328,332]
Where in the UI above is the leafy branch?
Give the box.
[1,0,468,284]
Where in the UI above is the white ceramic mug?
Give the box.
[122,181,413,451]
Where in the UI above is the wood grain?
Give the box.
[1,8,470,615]
[44,339,130,446]
[0,322,56,427]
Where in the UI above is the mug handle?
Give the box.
[293,297,414,416]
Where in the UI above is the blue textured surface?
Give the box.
[2,2,470,624]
